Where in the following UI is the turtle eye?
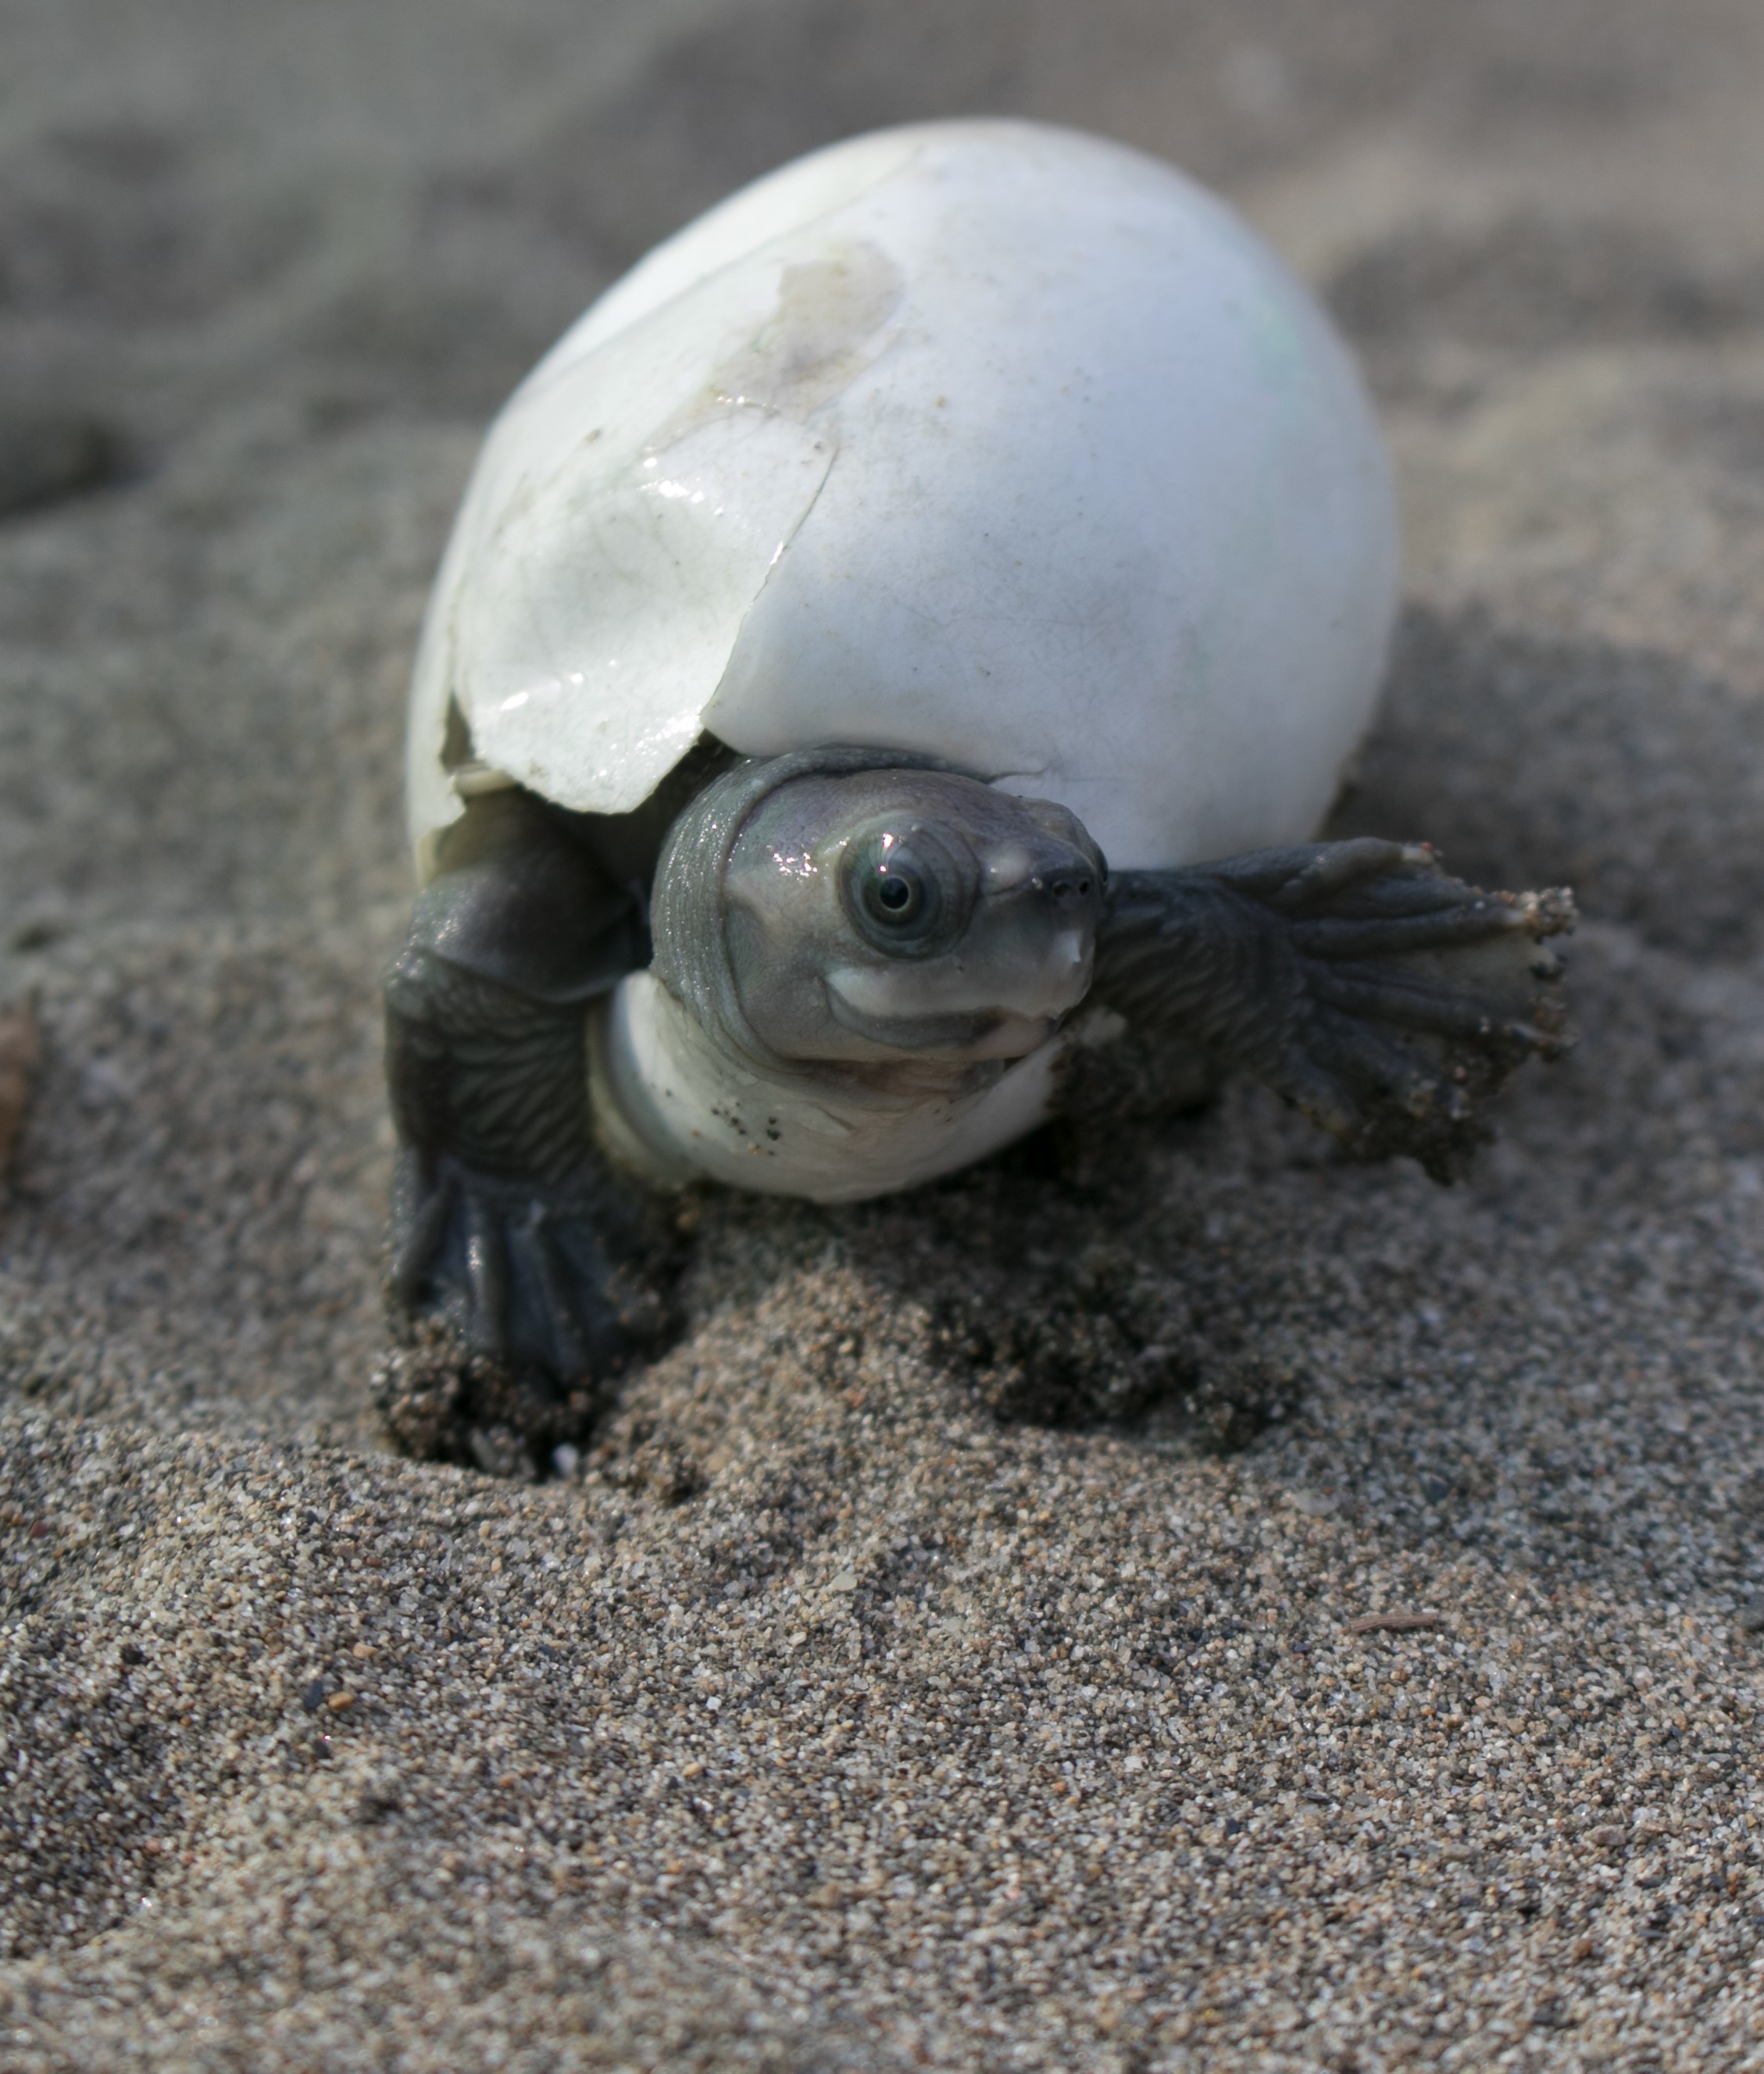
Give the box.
[842,827,971,955]
[869,865,925,925]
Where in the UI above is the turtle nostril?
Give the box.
[1015,850,1102,907]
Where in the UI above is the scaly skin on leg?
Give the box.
[378,791,677,1462]
[1087,838,1574,1181]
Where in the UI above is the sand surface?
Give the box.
[7,1,1764,2065]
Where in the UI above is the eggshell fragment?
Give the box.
[408,120,1397,876]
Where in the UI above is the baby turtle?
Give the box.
[384,120,1572,1420]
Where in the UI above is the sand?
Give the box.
[7,0,1764,2065]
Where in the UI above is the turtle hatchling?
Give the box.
[382,120,1573,1441]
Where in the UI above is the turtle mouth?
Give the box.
[823,926,1091,1059]
[821,986,1062,1060]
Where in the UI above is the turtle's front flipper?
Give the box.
[380,790,673,1411]
[1089,839,1574,1181]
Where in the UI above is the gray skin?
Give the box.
[380,744,1573,1458]
[730,772,1102,1066]
[655,762,1106,1092]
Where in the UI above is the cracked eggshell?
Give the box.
[407,119,1398,878]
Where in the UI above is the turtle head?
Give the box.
[650,758,1104,1073]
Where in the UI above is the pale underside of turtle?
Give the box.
[380,121,1573,1447]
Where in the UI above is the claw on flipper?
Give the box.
[1090,838,1575,1181]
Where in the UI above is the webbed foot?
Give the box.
[1091,837,1574,1180]
[377,1144,674,1474]
[389,1146,670,1385]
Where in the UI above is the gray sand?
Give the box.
[7,1,1764,2065]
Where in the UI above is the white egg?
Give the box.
[406,118,1398,880]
